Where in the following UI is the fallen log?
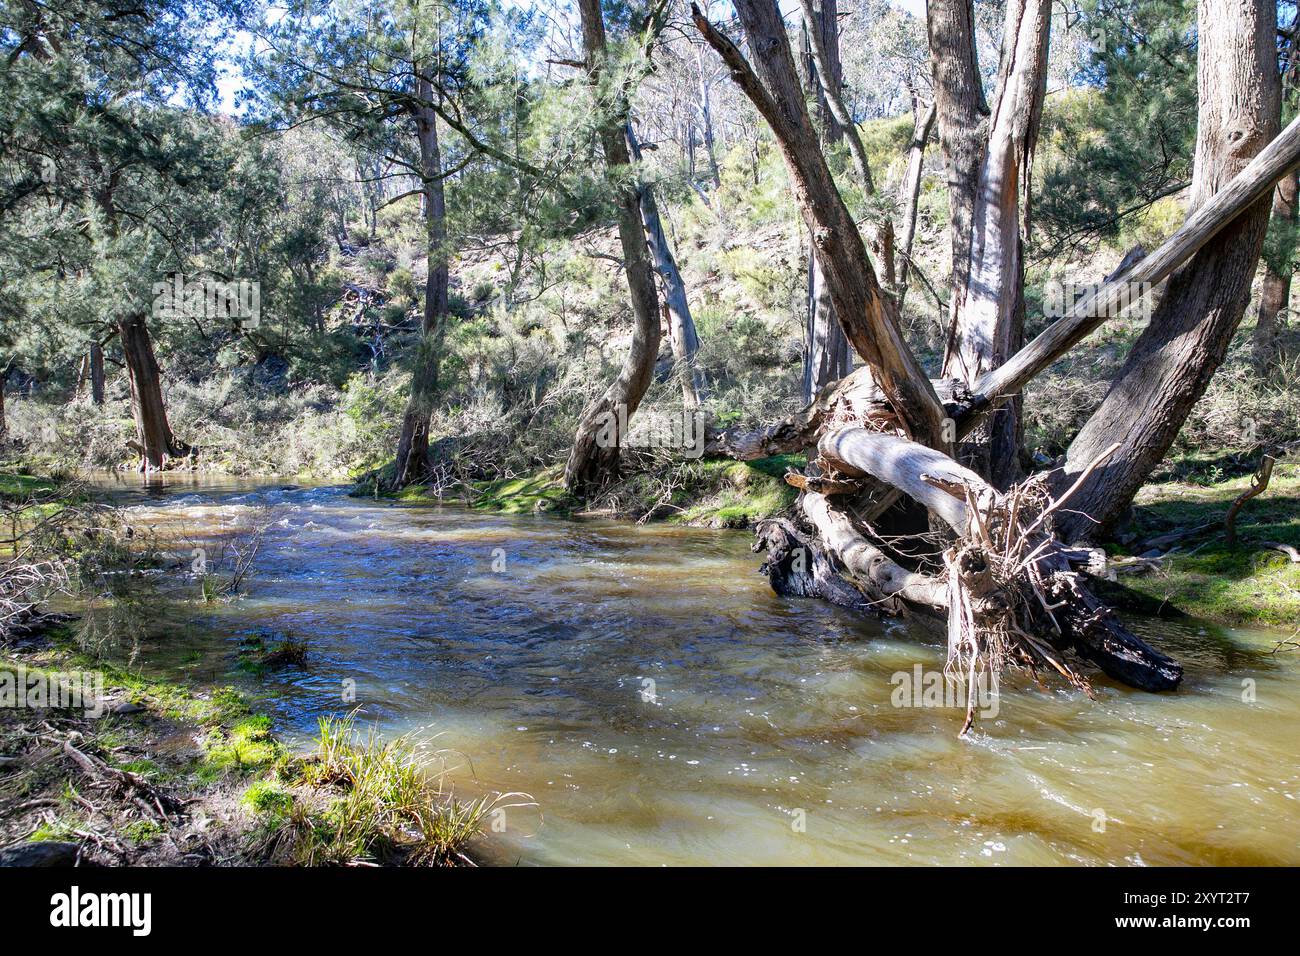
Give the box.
[753,518,876,612]
[814,427,1183,692]
[799,493,950,613]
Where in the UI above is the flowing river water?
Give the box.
[84,474,1299,865]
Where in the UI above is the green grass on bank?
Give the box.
[364,454,802,528]
[4,631,503,865]
[1117,462,1300,628]
[673,455,801,527]
[469,465,573,514]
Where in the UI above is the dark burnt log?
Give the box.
[753,518,874,612]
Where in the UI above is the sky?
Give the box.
[211,0,929,114]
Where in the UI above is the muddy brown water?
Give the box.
[80,473,1300,865]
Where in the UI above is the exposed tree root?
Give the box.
[750,421,1184,733]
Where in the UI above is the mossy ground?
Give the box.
[456,455,800,526]
[1,628,488,865]
[1113,461,1300,628]
[671,455,801,527]
[468,465,573,514]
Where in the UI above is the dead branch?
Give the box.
[1225,454,1275,545]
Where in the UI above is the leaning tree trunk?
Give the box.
[1253,168,1297,369]
[564,0,665,494]
[694,0,950,450]
[895,98,937,312]
[627,125,704,410]
[937,0,1051,487]
[797,0,853,403]
[1052,0,1281,543]
[390,75,449,489]
[120,314,187,471]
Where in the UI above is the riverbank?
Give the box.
[377,454,803,528]
[1,630,502,866]
[1110,462,1300,628]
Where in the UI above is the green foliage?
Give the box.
[285,714,533,866]
[1034,0,1197,256]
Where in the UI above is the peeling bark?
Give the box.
[937,0,1051,486]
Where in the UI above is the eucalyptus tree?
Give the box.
[694,0,1297,700]
[249,0,547,487]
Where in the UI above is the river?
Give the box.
[83,474,1300,865]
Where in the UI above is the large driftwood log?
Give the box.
[813,427,1182,691]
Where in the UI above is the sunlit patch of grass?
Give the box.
[469,465,573,514]
[286,714,535,867]
[202,715,284,779]
[242,779,294,818]
[1117,463,1300,627]
[674,455,800,528]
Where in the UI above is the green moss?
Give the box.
[202,714,285,778]
[29,817,80,842]
[121,820,163,845]
[242,779,295,817]
[1117,464,1300,627]
[469,465,574,514]
[674,455,801,528]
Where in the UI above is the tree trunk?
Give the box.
[1253,169,1297,368]
[1052,0,1281,543]
[802,248,853,402]
[927,0,988,333]
[797,0,853,403]
[390,75,449,489]
[89,341,105,406]
[694,0,950,450]
[696,57,722,190]
[564,0,665,494]
[627,125,704,410]
[938,0,1051,487]
[120,314,186,471]
[896,98,937,308]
